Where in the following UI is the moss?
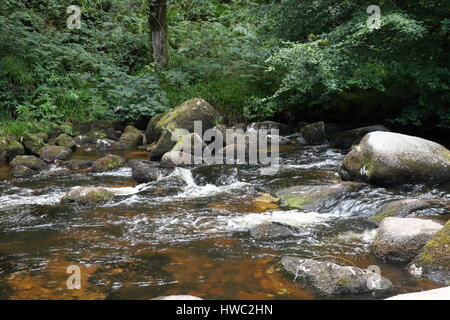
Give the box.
[0,138,25,162]
[281,194,314,209]
[416,221,450,268]
[372,205,397,222]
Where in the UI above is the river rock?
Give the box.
[23,134,48,156]
[371,198,449,223]
[40,146,72,163]
[91,154,126,172]
[145,113,165,144]
[63,159,94,170]
[250,222,296,239]
[408,220,450,284]
[96,139,125,151]
[118,126,144,147]
[73,120,125,140]
[129,160,160,183]
[281,256,393,295]
[276,182,362,211]
[55,134,76,149]
[61,187,114,206]
[10,155,47,171]
[340,132,450,186]
[161,151,199,166]
[301,121,326,145]
[370,217,443,262]
[331,125,390,149]
[248,121,292,136]
[11,165,37,178]
[150,129,178,160]
[171,132,207,155]
[0,138,25,162]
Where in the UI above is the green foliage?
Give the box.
[259,0,450,128]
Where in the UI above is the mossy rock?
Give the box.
[35,132,49,143]
[276,182,362,211]
[409,220,450,284]
[40,146,72,163]
[55,134,76,149]
[11,165,37,178]
[156,98,220,136]
[340,132,450,186]
[171,132,206,155]
[22,134,48,156]
[150,129,178,161]
[91,154,126,172]
[0,138,25,162]
[331,125,389,149]
[371,198,449,223]
[61,187,114,206]
[370,217,443,262]
[10,155,48,171]
[118,126,144,147]
[301,121,326,145]
[63,159,94,170]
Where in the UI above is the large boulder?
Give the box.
[118,126,144,147]
[281,256,393,295]
[340,132,450,186]
[55,134,76,149]
[145,113,165,144]
[129,160,161,183]
[371,198,449,223]
[22,134,47,156]
[301,121,326,145]
[40,146,72,163]
[155,98,220,135]
[408,220,450,284]
[331,125,390,149]
[276,182,362,211]
[61,187,114,206]
[150,129,178,160]
[91,154,126,172]
[10,155,47,171]
[370,217,443,262]
[0,138,25,162]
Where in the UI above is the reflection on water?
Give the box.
[0,145,448,299]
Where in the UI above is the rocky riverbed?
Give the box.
[0,99,449,300]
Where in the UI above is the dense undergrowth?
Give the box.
[0,0,448,138]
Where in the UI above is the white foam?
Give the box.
[226,210,333,231]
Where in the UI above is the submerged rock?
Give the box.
[55,134,76,149]
[10,155,47,171]
[276,182,361,211]
[331,125,390,149]
[250,222,296,239]
[40,146,72,163]
[281,256,393,295]
[63,159,94,170]
[370,217,443,262]
[340,132,450,186]
[91,154,126,172]
[129,160,160,183]
[23,134,48,156]
[61,187,114,206]
[301,122,327,145]
[11,165,37,178]
[408,220,450,284]
[371,198,449,223]
[0,138,25,162]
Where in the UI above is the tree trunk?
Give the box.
[149,0,168,70]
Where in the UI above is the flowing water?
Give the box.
[0,145,448,300]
